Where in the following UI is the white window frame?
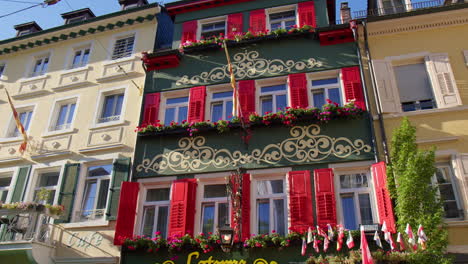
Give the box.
[29,167,62,204]
[123,3,140,10]
[3,103,36,140]
[307,70,344,108]
[91,86,128,129]
[433,163,463,220]
[140,187,171,238]
[250,168,289,236]
[198,181,231,235]
[108,31,137,61]
[18,29,32,36]
[256,77,288,114]
[266,5,298,32]
[44,96,79,136]
[0,171,15,203]
[336,171,377,229]
[29,53,51,78]
[206,84,233,121]
[197,16,227,40]
[66,15,87,24]
[160,89,190,125]
[63,41,94,70]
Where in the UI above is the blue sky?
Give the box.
[0,0,367,41]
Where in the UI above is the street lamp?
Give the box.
[218,224,234,252]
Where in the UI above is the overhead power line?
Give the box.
[0,0,61,19]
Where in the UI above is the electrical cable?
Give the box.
[0,0,41,4]
[0,3,43,19]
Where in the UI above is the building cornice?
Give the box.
[0,4,159,56]
[367,8,468,36]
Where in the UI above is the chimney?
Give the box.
[119,0,149,10]
[14,21,42,37]
[61,8,95,25]
[340,2,352,24]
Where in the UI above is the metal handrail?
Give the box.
[0,209,52,244]
[349,0,449,20]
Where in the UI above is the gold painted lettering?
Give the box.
[186,252,200,264]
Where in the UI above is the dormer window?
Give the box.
[61,8,95,25]
[119,0,148,10]
[18,29,32,36]
[67,15,86,24]
[123,3,139,10]
[14,21,42,37]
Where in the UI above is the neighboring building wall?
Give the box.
[359,5,468,253]
[0,5,160,263]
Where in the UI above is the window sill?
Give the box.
[19,74,50,83]
[96,56,143,83]
[375,105,468,120]
[42,128,77,138]
[89,120,125,130]
[61,220,109,229]
[103,55,139,66]
[445,219,468,227]
[0,136,24,144]
[61,65,92,74]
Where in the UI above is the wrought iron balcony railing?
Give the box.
[0,207,53,245]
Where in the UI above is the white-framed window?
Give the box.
[66,16,87,24]
[99,93,124,124]
[70,46,91,69]
[254,177,287,236]
[378,0,407,15]
[6,107,33,138]
[111,34,135,60]
[211,91,233,121]
[141,188,171,238]
[79,164,112,222]
[164,96,189,125]
[49,99,77,132]
[200,184,230,234]
[393,63,435,112]
[0,173,13,203]
[34,171,60,204]
[259,83,288,114]
[433,164,462,219]
[269,9,296,30]
[337,172,376,230]
[123,3,139,10]
[310,77,342,108]
[199,17,226,40]
[30,54,50,77]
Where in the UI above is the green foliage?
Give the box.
[35,188,51,203]
[387,117,449,261]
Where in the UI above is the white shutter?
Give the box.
[372,60,401,113]
[452,154,468,219]
[424,54,462,109]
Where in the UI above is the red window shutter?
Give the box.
[298,1,317,28]
[288,73,309,108]
[113,182,139,245]
[181,20,198,43]
[187,86,206,123]
[238,80,256,119]
[372,162,396,233]
[288,170,314,233]
[314,168,337,228]
[241,174,251,241]
[168,179,198,238]
[341,67,366,110]
[249,9,266,33]
[227,13,243,36]
[142,93,160,125]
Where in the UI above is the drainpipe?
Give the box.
[350,20,379,163]
[362,20,390,164]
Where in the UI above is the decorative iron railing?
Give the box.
[0,207,53,244]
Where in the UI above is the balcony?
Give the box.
[0,206,55,263]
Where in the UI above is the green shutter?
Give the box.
[10,166,32,203]
[56,163,80,223]
[106,158,131,221]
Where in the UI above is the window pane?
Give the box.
[204,184,227,198]
[42,58,49,73]
[67,103,76,124]
[285,20,296,29]
[82,180,97,216]
[72,51,82,67]
[261,85,286,93]
[38,172,59,187]
[34,189,55,204]
[211,103,224,122]
[157,206,169,238]
[257,199,270,235]
[439,185,456,201]
[178,106,188,123]
[394,64,434,104]
[167,97,189,104]
[261,96,273,114]
[142,206,155,237]
[218,202,229,228]
[212,91,233,99]
[270,22,281,30]
[358,193,374,225]
[340,174,368,189]
[443,201,460,218]
[225,101,233,120]
[312,78,338,86]
[313,90,325,108]
[257,180,283,195]
[102,96,115,118]
[82,49,90,65]
[341,195,357,230]
[88,165,112,176]
[202,204,215,234]
[0,191,8,202]
[164,108,176,125]
[146,188,170,202]
[0,177,12,187]
[96,179,110,209]
[114,94,124,116]
[328,88,341,106]
[56,104,69,127]
[276,94,287,111]
[273,199,285,235]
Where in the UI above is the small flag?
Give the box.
[4,88,28,154]
[307,227,313,244]
[417,225,427,250]
[382,221,396,250]
[327,224,334,241]
[397,232,405,251]
[346,231,354,249]
[405,223,417,251]
[301,237,307,256]
[374,231,383,249]
[317,225,327,238]
[313,235,320,253]
[337,225,344,251]
[323,236,330,252]
[361,226,374,264]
